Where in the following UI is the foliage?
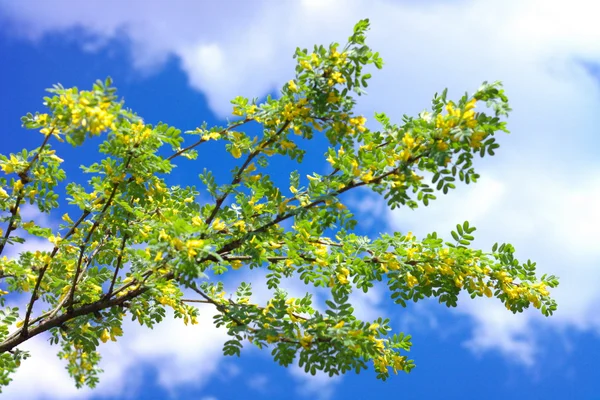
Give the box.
[0,19,558,390]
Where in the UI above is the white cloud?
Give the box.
[4,307,229,399]
[387,166,600,362]
[2,334,96,400]
[124,309,228,390]
[3,0,600,386]
[459,297,537,366]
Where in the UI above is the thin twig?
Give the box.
[0,130,52,256]
[167,118,252,161]
[205,120,291,227]
[106,233,128,298]
[66,182,121,310]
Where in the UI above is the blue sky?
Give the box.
[1,0,600,399]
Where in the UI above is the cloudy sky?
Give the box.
[1,0,600,398]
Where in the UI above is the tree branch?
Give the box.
[205,120,291,227]
[0,130,52,256]
[167,118,252,161]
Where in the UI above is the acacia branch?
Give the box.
[167,118,252,161]
[106,234,128,298]
[19,207,94,336]
[41,234,111,324]
[66,182,121,310]
[0,131,52,256]
[0,278,149,354]
[187,284,250,328]
[205,120,291,227]
[7,144,426,349]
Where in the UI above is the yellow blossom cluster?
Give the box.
[434,98,487,149]
[115,121,152,146]
[348,115,367,134]
[336,266,350,285]
[186,239,205,259]
[99,326,123,343]
[373,353,408,375]
[0,154,22,175]
[58,89,117,136]
[327,71,346,87]
[329,46,348,66]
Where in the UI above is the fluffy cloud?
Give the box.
[387,167,600,361]
[4,307,230,399]
[2,0,600,390]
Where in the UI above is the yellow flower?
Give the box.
[202,131,221,141]
[405,272,418,288]
[398,149,411,162]
[36,113,49,124]
[310,53,319,64]
[454,276,464,288]
[22,221,35,230]
[230,260,243,270]
[333,320,345,329]
[331,71,345,84]
[288,80,298,92]
[446,101,458,116]
[300,60,312,70]
[13,180,24,192]
[49,154,64,163]
[191,216,204,226]
[463,110,476,120]
[0,187,8,198]
[110,326,123,341]
[158,229,170,241]
[0,162,14,174]
[186,239,205,258]
[211,218,226,231]
[231,146,242,159]
[299,334,313,349]
[40,127,52,136]
[187,239,205,248]
[361,170,375,183]
[402,133,415,149]
[406,247,418,260]
[368,323,380,331]
[100,329,111,343]
[233,220,247,233]
[465,98,477,111]
[48,234,61,246]
[337,267,350,285]
[62,213,74,224]
[532,282,550,297]
[436,141,449,151]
